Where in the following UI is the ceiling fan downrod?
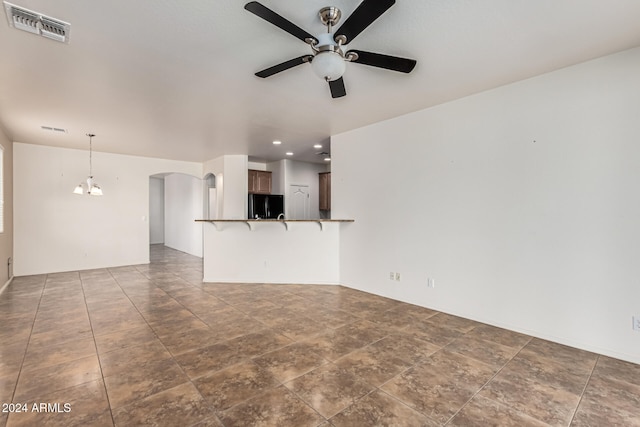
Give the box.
[306,7,358,62]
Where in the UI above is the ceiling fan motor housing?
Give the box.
[316,32,339,49]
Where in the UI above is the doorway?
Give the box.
[289,184,310,220]
[148,172,204,258]
[149,176,165,244]
[204,173,217,219]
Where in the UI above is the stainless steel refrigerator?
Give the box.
[248,194,284,219]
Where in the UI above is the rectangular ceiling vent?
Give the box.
[3,1,70,43]
[41,126,67,133]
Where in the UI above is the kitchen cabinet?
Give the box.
[248,169,272,194]
[319,172,331,211]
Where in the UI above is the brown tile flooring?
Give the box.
[1,245,639,426]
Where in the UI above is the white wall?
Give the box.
[0,125,13,287]
[203,156,224,220]
[14,143,201,275]
[332,47,640,364]
[266,160,285,195]
[283,160,327,220]
[149,177,165,244]
[223,155,248,219]
[203,155,247,219]
[248,161,267,171]
[202,222,340,284]
[164,173,203,257]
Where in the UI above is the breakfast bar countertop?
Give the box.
[195,218,354,231]
[195,219,354,222]
[199,218,350,283]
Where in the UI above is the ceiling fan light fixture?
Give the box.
[311,51,345,82]
[245,1,416,97]
[310,32,346,81]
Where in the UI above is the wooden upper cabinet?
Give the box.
[319,172,331,211]
[248,169,272,194]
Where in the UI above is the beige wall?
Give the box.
[13,143,202,276]
[333,47,640,364]
[0,125,13,285]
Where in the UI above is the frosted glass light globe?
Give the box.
[311,51,346,81]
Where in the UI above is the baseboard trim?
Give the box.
[0,276,14,297]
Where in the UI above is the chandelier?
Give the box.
[73,133,103,196]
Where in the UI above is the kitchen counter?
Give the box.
[195,218,353,231]
[197,219,353,284]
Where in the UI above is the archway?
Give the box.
[148,172,204,258]
[203,173,217,220]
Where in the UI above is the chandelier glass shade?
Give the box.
[73,133,103,196]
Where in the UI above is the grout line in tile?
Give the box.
[81,270,117,426]
[105,265,223,418]
[7,276,47,409]
[440,333,533,426]
[375,387,441,426]
[567,354,600,427]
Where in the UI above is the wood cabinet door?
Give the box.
[257,171,272,194]
[319,172,331,210]
[249,170,272,194]
[248,170,258,193]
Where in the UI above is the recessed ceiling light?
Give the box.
[314,144,322,149]
[286,152,294,156]
[273,140,282,145]
[324,157,331,161]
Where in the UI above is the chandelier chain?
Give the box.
[87,133,95,177]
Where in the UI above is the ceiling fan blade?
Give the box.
[334,0,395,44]
[245,2,317,44]
[328,77,346,98]
[255,55,312,78]
[347,50,416,73]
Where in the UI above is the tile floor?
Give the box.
[1,245,639,426]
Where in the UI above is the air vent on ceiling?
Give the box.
[41,126,67,133]
[3,1,70,43]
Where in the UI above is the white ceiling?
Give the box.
[1,0,639,164]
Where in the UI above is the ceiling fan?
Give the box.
[244,0,417,98]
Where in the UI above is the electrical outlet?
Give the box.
[389,272,395,280]
[427,278,435,288]
[633,316,640,331]
[395,272,401,281]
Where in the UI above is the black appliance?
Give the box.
[248,194,284,219]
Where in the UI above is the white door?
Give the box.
[289,185,310,219]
